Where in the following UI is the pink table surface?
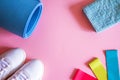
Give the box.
[0,0,120,80]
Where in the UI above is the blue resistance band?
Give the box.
[106,50,120,80]
[0,0,43,38]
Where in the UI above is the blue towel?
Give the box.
[83,0,120,32]
[0,0,43,38]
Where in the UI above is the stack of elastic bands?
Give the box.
[73,50,120,80]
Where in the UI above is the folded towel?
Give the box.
[83,0,120,32]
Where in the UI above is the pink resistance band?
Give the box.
[73,69,97,80]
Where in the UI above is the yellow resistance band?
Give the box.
[89,58,107,80]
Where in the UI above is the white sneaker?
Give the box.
[8,59,44,80]
[0,48,26,80]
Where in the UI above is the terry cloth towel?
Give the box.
[83,0,120,32]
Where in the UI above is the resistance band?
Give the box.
[73,69,97,80]
[106,50,120,80]
[89,58,107,80]
[0,0,43,38]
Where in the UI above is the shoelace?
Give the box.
[10,70,30,80]
[0,58,10,78]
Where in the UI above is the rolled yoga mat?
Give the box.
[0,0,43,38]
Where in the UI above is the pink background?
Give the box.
[0,0,120,80]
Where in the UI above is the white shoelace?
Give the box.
[9,70,30,80]
[0,58,30,80]
[0,58,10,78]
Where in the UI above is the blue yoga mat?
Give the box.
[0,0,43,38]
